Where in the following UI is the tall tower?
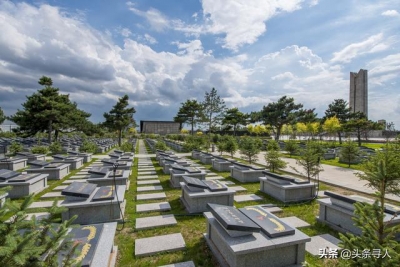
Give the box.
[349,69,368,118]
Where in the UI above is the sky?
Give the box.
[0,0,399,129]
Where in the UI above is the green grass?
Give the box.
[113,149,369,266]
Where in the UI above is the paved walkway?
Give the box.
[136,151,400,202]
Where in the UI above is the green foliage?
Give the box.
[215,135,238,157]
[103,95,136,146]
[308,141,325,157]
[184,135,206,152]
[324,99,351,144]
[340,140,360,167]
[174,99,204,134]
[9,142,23,155]
[344,112,374,146]
[259,96,305,140]
[291,145,323,181]
[266,140,279,151]
[49,141,63,154]
[120,141,134,152]
[340,153,400,266]
[264,150,287,172]
[10,76,91,142]
[80,140,98,153]
[0,106,6,125]
[31,146,49,154]
[238,136,262,164]
[285,139,299,157]
[0,195,79,266]
[222,108,248,135]
[202,88,226,135]
[155,140,168,151]
[0,131,16,138]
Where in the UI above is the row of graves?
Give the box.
[1,143,135,267]
[188,149,400,266]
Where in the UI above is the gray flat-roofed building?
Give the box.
[349,69,368,118]
[140,121,180,135]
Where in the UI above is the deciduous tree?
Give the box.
[324,99,351,144]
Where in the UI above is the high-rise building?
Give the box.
[349,69,368,118]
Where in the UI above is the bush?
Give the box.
[120,141,134,152]
[239,137,262,164]
[0,131,16,138]
[155,140,168,151]
[266,140,279,151]
[49,141,63,154]
[80,140,98,153]
[31,146,49,154]
[9,141,23,155]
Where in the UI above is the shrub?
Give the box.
[155,140,168,151]
[120,141,134,152]
[266,140,280,151]
[80,140,98,153]
[49,141,63,154]
[239,137,262,164]
[9,141,23,155]
[31,146,49,154]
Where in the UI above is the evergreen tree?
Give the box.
[324,99,351,144]
[202,88,226,148]
[265,150,287,173]
[103,95,136,146]
[174,99,203,135]
[10,76,91,143]
[266,140,279,151]
[0,106,6,125]
[340,140,360,167]
[340,142,400,266]
[239,137,262,164]
[222,108,248,136]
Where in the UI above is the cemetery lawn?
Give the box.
[112,155,389,267]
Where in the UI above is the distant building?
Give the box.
[377,119,387,129]
[349,69,368,118]
[140,121,180,135]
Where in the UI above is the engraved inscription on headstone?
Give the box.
[88,167,109,176]
[58,224,104,267]
[239,206,295,238]
[111,169,124,177]
[208,204,260,232]
[61,182,97,198]
[203,180,227,192]
[91,186,115,201]
[183,176,207,189]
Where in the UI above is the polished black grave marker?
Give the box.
[203,180,228,192]
[0,170,20,181]
[183,176,207,189]
[8,173,41,182]
[239,206,295,238]
[29,160,50,167]
[61,182,97,198]
[208,203,260,232]
[88,167,109,176]
[91,186,115,201]
[45,162,65,168]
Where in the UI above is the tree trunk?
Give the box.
[357,131,361,147]
[338,131,342,144]
[55,130,59,141]
[191,119,194,135]
[48,120,52,144]
[118,129,122,146]
[275,127,281,140]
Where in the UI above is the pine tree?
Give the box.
[285,139,299,157]
[264,150,287,173]
[340,140,360,167]
[291,144,323,182]
[239,137,262,164]
[103,95,136,146]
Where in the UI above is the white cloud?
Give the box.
[331,33,389,63]
[381,10,399,17]
[120,28,131,37]
[127,6,170,31]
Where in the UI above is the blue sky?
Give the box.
[0,0,399,129]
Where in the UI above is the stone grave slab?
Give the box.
[137,175,158,180]
[137,179,161,185]
[234,194,263,203]
[138,171,157,175]
[63,179,85,184]
[25,212,50,221]
[219,180,235,185]
[136,202,171,213]
[135,214,177,230]
[239,206,295,238]
[159,261,195,267]
[137,185,163,192]
[229,186,247,192]
[137,192,166,201]
[92,186,115,201]
[138,167,156,171]
[280,216,310,228]
[135,233,185,257]
[318,191,328,198]
[205,176,225,180]
[29,201,57,209]
[41,191,64,199]
[53,185,68,191]
[306,234,340,256]
[61,182,97,199]
[8,173,41,183]
[203,180,228,192]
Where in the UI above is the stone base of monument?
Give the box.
[0,173,48,199]
[87,170,130,188]
[16,152,46,163]
[27,163,70,180]
[51,157,84,170]
[58,222,118,267]
[191,150,201,159]
[68,151,93,163]
[259,177,316,203]
[317,192,400,240]
[180,182,235,214]
[212,160,233,172]
[170,172,206,188]
[204,204,310,267]
[199,153,214,164]
[61,184,126,224]
[230,167,264,183]
[163,162,191,174]
[102,161,132,170]
[0,158,28,171]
